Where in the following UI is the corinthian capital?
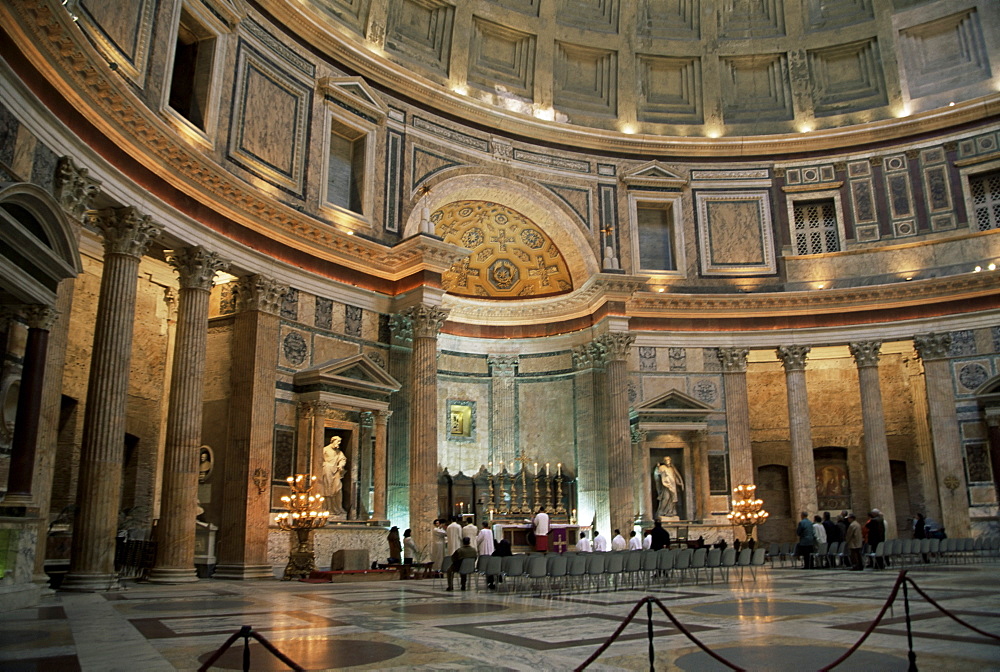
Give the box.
[235,274,287,314]
[913,333,951,361]
[717,347,749,373]
[849,341,882,368]
[776,345,810,371]
[55,156,102,220]
[488,355,518,376]
[22,304,59,331]
[92,207,162,258]
[598,332,635,362]
[402,305,449,339]
[166,246,231,291]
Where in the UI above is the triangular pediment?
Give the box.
[635,389,713,424]
[294,354,400,399]
[318,77,388,123]
[622,161,688,190]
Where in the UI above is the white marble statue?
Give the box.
[654,456,684,519]
[322,436,347,516]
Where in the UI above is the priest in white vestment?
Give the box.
[628,531,642,550]
[611,530,626,551]
[476,522,495,556]
[593,531,609,552]
[446,518,463,555]
[463,521,480,555]
[577,532,591,552]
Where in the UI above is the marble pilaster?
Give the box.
[402,305,448,556]
[718,347,753,489]
[6,305,58,500]
[849,341,897,537]
[777,345,818,517]
[214,275,287,580]
[358,412,374,518]
[914,333,971,537]
[372,410,391,521]
[598,332,635,532]
[904,354,941,522]
[386,316,412,525]
[572,342,609,533]
[63,207,162,591]
[149,247,229,583]
[488,355,518,466]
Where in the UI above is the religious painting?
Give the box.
[446,401,474,440]
[814,447,851,512]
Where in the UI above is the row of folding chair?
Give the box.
[473,547,769,596]
[762,536,1000,572]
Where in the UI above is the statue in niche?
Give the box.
[321,436,347,516]
[654,456,684,519]
[198,446,213,484]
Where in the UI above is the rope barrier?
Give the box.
[577,569,1000,671]
[198,625,304,672]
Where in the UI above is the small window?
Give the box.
[636,202,676,271]
[168,7,217,131]
[327,121,367,216]
[969,169,1000,232]
[793,199,840,255]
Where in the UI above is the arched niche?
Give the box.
[0,182,81,305]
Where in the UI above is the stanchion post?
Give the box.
[902,575,918,672]
[647,599,655,671]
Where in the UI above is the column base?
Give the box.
[146,567,199,584]
[60,572,121,592]
[212,564,275,580]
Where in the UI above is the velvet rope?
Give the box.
[198,625,305,672]
[817,571,908,671]
[903,576,1000,641]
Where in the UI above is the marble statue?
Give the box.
[654,456,684,519]
[322,436,347,516]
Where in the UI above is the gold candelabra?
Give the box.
[554,462,566,513]
[275,474,330,580]
[726,483,769,541]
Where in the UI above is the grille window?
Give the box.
[969,169,1000,232]
[793,200,840,255]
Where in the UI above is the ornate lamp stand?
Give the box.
[726,483,769,542]
[275,474,330,580]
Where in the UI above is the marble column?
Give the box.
[214,274,287,580]
[694,430,711,521]
[849,341,897,537]
[63,207,162,591]
[488,355,518,466]
[402,305,448,555]
[599,332,636,532]
[358,412,374,518]
[149,247,229,583]
[634,429,651,521]
[718,347,753,488]
[914,333,971,537]
[372,409,391,521]
[904,353,941,521]
[777,345,818,517]
[386,316,412,525]
[6,306,58,499]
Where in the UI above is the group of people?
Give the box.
[428,516,509,591]
[795,508,916,571]
[576,520,674,553]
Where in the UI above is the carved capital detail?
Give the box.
[777,345,811,371]
[91,206,162,258]
[849,341,882,368]
[913,333,951,361]
[55,156,101,220]
[717,347,749,373]
[389,313,413,344]
[235,274,287,314]
[165,246,230,291]
[598,332,635,362]
[375,409,393,425]
[22,304,59,331]
[488,355,518,376]
[401,305,449,339]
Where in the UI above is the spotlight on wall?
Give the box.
[989,263,997,271]
[975,266,983,272]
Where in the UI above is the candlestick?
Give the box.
[546,462,550,476]
[557,462,561,477]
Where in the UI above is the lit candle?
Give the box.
[557,463,561,477]
[546,463,550,476]
[499,460,504,472]
[534,462,538,474]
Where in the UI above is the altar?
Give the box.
[496,522,583,553]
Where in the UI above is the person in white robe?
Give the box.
[628,531,642,550]
[577,532,592,552]
[446,517,463,556]
[642,531,652,550]
[431,520,446,571]
[612,530,627,551]
[463,520,480,555]
[476,522,495,556]
[403,528,419,563]
[593,530,609,552]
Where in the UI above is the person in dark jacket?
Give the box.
[795,511,816,569]
[650,520,671,550]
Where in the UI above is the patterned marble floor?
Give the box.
[1,561,998,671]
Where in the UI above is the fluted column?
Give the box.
[214,275,287,579]
[149,247,229,583]
[850,341,896,537]
[63,207,162,591]
[6,306,58,500]
[488,355,518,466]
[386,316,412,524]
[718,347,753,488]
[403,305,448,555]
[914,333,971,537]
[599,332,635,531]
[777,345,818,516]
[572,342,609,533]
[372,409,391,521]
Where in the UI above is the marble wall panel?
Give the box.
[438,379,489,475]
[518,352,572,374]
[75,0,155,83]
[312,334,361,364]
[518,378,576,470]
[440,353,489,375]
[695,192,776,275]
[267,526,390,574]
[641,375,687,402]
[204,324,233,402]
[538,183,592,230]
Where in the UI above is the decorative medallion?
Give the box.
[436,201,572,298]
[283,332,308,365]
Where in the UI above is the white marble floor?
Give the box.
[1,559,998,671]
